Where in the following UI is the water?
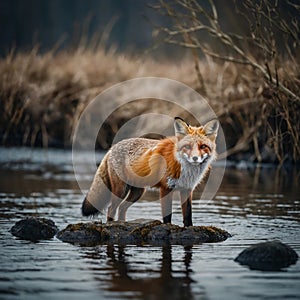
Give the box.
[0,147,299,300]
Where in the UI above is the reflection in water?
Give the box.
[84,245,204,299]
[0,148,299,300]
[194,165,300,222]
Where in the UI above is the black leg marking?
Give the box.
[163,214,172,224]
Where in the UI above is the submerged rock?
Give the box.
[234,241,298,271]
[56,219,231,246]
[11,217,58,241]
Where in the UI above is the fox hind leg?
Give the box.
[118,187,145,221]
[107,183,130,222]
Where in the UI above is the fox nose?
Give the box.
[192,156,198,162]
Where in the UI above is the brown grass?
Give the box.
[0,47,196,148]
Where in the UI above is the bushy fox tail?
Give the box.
[81,154,112,217]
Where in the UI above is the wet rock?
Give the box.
[11,217,58,241]
[55,222,103,246]
[56,219,231,246]
[234,241,298,271]
[170,225,231,245]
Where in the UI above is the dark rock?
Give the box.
[56,219,231,246]
[55,222,103,246]
[170,226,230,245]
[234,241,299,271]
[11,217,58,241]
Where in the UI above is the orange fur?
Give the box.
[186,126,206,136]
[131,137,181,189]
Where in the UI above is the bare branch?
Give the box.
[151,0,300,162]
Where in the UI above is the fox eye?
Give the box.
[199,144,207,150]
[183,144,191,150]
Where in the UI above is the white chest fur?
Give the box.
[167,158,210,191]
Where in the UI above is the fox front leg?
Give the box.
[180,190,193,227]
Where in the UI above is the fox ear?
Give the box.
[174,117,189,138]
[203,119,219,140]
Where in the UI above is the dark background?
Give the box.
[1,0,297,56]
[0,0,241,56]
[0,0,161,55]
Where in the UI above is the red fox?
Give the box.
[82,117,219,227]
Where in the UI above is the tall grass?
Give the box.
[0,47,195,149]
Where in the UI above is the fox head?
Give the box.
[174,117,219,165]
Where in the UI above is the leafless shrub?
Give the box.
[152,0,300,163]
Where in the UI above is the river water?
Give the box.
[0,147,299,300]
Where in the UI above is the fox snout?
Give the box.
[183,152,209,164]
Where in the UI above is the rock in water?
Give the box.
[234,241,298,271]
[56,219,231,246]
[11,217,58,241]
